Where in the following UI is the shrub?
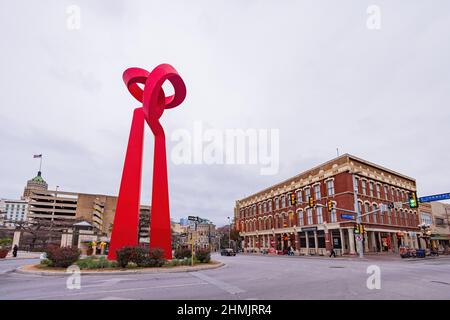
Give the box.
[40,259,52,267]
[195,249,211,263]
[115,246,166,268]
[45,246,80,268]
[115,246,135,268]
[76,256,117,269]
[0,238,12,248]
[174,248,192,259]
[166,258,192,267]
[132,246,150,267]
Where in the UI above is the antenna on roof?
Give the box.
[336,148,340,157]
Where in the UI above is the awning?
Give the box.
[430,235,450,241]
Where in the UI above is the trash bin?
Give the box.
[416,249,425,258]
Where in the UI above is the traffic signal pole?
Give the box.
[352,173,364,258]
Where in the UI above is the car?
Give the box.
[221,248,236,256]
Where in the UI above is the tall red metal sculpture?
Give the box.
[108,64,186,260]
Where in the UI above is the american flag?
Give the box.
[33,154,42,158]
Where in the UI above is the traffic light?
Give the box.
[327,200,334,211]
[354,224,360,234]
[408,191,418,209]
[290,193,296,206]
[308,196,315,207]
[354,224,365,235]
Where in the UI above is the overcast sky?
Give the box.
[1,1,449,226]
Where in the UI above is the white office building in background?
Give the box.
[0,199,28,227]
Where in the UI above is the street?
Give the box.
[0,254,449,300]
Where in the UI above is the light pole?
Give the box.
[227,216,231,249]
[352,172,364,258]
[49,185,59,244]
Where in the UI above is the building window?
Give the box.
[384,185,389,200]
[305,188,311,201]
[269,201,272,212]
[281,196,286,208]
[316,207,323,224]
[372,204,378,223]
[361,181,367,195]
[364,203,370,222]
[298,211,304,226]
[326,180,335,196]
[435,218,445,226]
[331,208,337,223]
[314,184,321,199]
[376,184,381,198]
[275,198,279,210]
[297,190,302,204]
[387,211,391,225]
[307,209,313,225]
[258,204,262,214]
[369,182,374,197]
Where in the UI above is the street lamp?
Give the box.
[49,185,59,243]
[227,216,231,249]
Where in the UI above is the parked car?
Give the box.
[221,248,236,256]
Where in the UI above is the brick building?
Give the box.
[235,154,421,256]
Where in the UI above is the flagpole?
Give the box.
[39,156,42,172]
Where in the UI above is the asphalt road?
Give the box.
[0,254,449,300]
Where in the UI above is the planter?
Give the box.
[0,249,9,259]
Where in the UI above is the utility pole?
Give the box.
[352,173,364,258]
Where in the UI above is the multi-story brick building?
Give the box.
[235,154,421,256]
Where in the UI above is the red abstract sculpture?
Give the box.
[107,64,186,260]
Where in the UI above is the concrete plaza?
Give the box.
[0,253,449,300]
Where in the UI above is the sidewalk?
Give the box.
[3,251,43,260]
[240,251,450,262]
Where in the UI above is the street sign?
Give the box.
[341,214,355,220]
[419,193,450,203]
[188,216,199,222]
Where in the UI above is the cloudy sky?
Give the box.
[1,1,449,226]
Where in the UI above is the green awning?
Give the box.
[430,235,450,240]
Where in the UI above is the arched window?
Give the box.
[296,190,303,203]
[297,210,304,226]
[372,204,378,223]
[307,208,313,225]
[330,207,337,223]
[364,203,370,222]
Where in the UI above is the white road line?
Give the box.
[26,282,209,300]
[191,272,245,295]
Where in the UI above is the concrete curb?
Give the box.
[14,261,225,276]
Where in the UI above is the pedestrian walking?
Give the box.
[329,247,336,258]
[12,245,18,258]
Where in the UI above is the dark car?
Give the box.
[221,248,236,256]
